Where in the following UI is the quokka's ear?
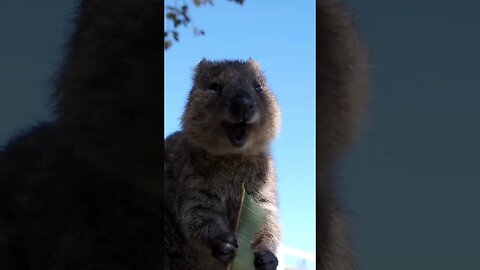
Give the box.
[247,58,262,72]
[198,58,208,66]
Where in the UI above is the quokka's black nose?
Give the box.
[230,92,255,122]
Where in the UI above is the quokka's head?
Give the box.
[181,59,281,156]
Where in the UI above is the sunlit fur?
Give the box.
[182,59,281,156]
[164,59,282,269]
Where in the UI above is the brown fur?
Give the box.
[182,59,281,156]
[164,59,281,269]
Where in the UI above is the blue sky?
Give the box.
[164,0,316,267]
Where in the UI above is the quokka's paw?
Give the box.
[254,250,278,270]
[210,232,238,263]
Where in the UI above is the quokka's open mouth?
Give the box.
[223,121,252,148]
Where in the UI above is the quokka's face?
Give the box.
[182,59,281,155]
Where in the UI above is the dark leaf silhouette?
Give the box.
[228,0,245,5]
[193,28,206,36]
[173,19,181,27]
[164,0,245,50]
[165,40,172,50]
[166,12,176,20]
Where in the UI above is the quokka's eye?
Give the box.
[254,84,263,92]
[208,82,222,91]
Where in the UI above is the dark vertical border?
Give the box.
[160,1,166,269]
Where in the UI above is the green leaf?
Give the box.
[229,183,267,270]
[165,40,172,50]
[173,19,181,27]
[166,12,176,20]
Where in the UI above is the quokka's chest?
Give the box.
[200,165,266,225]
[206,163,266,192]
